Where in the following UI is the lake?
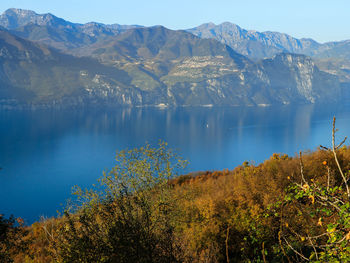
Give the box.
[1,104,350,224]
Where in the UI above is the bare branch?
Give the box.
[315,199,341,212]
[336,136,347,150]
[278,230,292,263]
[299,151,307,185]
[317,234,347,248]
[331,117,350,199]
[283,236,310,261]
[320,145,329,150]
[308,234,319,261]
[327,166,330,191]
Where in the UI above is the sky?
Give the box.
[0,0,349,43]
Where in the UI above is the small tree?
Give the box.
[48,141,187,263]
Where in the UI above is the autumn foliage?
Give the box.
[1,140,350,262]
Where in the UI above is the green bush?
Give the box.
[50,141,188,263]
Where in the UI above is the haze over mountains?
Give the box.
[0,8,348,108]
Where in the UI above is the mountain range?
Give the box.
[0,8,348,108]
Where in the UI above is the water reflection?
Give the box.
[0,104,349,223]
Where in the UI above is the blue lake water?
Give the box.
[0,104,350,224]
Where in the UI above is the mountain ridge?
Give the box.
[0,8,142,53]
[2,8,350,62]
[187,22,321,60]
[0,8,347,108]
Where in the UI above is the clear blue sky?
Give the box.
[0,0,349,43]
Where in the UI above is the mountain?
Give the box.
[2,9,350,64]
[82,26,248,64]
[0,8,141,53]
[0,27,150,108]
[0,8,75,29]
[310,40,350,60]
[0,25,341,108]
[0,8,139,32]
[304,41,350,85]
[187,22,350,88]
[0,9,345,107]
[187,22,321,60]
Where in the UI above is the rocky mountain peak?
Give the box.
[4,8,36,16]
[0,8,36,29]
[0,8,76,30]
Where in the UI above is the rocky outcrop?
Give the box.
[261,53,340,104]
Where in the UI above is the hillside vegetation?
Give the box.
[1,119,350,262]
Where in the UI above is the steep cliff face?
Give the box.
[261,53,340,104]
